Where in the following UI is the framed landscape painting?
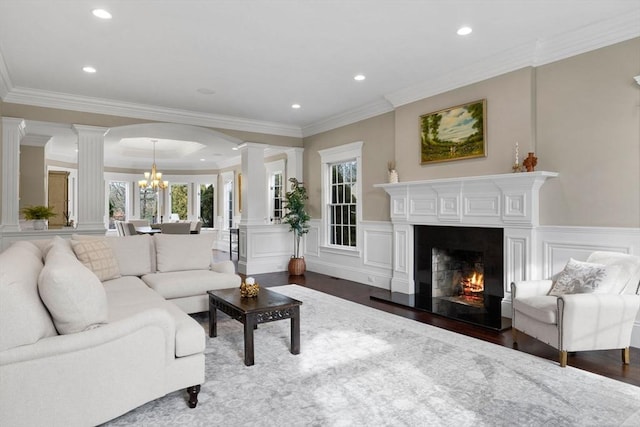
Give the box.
[420,99,487,164]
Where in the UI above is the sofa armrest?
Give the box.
[558,294,640,351]
[0,308,176,366]
[511,280,553,299]
[211,260,236,274]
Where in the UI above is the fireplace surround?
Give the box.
[372,172,557,329]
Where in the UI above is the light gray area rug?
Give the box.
[105,285,640,426]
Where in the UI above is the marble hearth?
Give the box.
[372,172,557,329]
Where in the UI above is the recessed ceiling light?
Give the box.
[92,9,112,19]
[457,26,472,36]
[354,74,366,81]
[200,158,206,162]
[291,104,301,109]
[82,66,97,73]
[232,147,239,151]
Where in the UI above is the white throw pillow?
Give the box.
[548,258,610,296]
[71,239,121,281]
[154,233,215,273]
[0,242,58,351]
[38,248,108,334]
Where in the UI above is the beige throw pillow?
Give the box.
[71,239,121,281]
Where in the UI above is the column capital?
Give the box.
[2,117,26,135]
[72,124,108,136]
[238,141,268,151]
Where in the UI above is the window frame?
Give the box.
[265,159,285,224]
[318,141,363,254]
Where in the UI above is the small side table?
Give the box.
[207,288,302,366]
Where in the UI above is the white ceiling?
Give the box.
[1,1,639,169]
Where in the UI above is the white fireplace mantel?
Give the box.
[375,171,558,317]
[374,171,558,228]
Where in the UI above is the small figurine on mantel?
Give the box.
[523,152,538,172]
[512,142,522,173]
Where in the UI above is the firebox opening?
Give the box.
[433,248,484,309]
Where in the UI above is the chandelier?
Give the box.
[138,140,168,190]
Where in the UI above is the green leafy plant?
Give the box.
[283,178,310,258]
[21,205,57,220]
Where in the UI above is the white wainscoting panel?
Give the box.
[363,228,393,269]
[304,220,393,290]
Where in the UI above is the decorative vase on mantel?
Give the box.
[388,169,399,184]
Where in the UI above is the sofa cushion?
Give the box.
[72,234,155,277]
[513,295,558,324]
[71,239,121,281]
[38,247,108,334]
[0,241,58,352]
[154,233,215,273]
[103,280,205,357]
[106,234,155,276]
[141,270,240,300]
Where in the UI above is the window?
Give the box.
[272,172,284,223]
[108,181,127,229]
[139,187,158,223]
[318,141,363,251]
[222,172,234,229]
[329,161,357,246]
[170,183,188,220]
[199,183,215,228]
[266,159,285,224]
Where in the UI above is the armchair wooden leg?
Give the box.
[559,350,568,367]
[511,328,518,349]
[187,384,201,408]
[622,347,630,365]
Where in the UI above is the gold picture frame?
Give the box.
[420,99,487,164]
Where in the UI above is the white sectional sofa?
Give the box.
[0,233,240,427]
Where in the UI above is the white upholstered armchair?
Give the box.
[511,251,640,367]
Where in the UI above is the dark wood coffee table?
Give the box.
[207,287,302,366]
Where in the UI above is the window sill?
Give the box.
[319,245,361,258]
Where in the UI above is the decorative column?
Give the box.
[1,118,25,232]
[239,142,268,226]
[285,147,304,183]
[73,125,107,231]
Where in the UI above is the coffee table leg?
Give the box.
[291,306,300,355]
[244,314,255,366]
[209,305,217,338]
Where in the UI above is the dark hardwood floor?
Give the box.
[215,251,640,388]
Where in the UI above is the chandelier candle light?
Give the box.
[138,140,168,190]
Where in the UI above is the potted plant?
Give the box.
[21,205,57,230]
[283,178,310,275]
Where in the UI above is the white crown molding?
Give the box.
[301,98,394,137]
[533,9,640,66]
[385,40,537,108]
[385,11,640,108]
[2,86,303,138]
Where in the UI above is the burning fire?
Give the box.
[461,272,484,296]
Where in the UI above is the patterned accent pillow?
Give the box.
[71,239,121,282]
[548,258,607,296]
